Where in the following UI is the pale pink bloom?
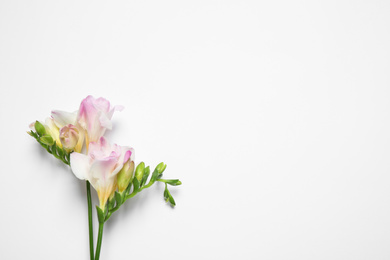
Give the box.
[59,124,80,151]
[70,137,134,209]
[77,96,123,149]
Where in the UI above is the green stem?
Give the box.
[95,222,104,260]
[86,181,94,260]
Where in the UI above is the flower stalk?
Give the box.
[95,222,104,260]
[86,181,94,260]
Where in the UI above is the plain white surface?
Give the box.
[1,0,390,259]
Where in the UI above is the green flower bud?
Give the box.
[135,162,145,182]
[117,161,135,193]
[40,135,55,146]
[156,162,167,174]
[34,121,46,136]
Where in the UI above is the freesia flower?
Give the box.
[30,110,83,151]
[59,124,80,152]
[29,96,122,154]
[77,95,123,150]
[70,137,134,209]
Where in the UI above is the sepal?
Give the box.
[115,191,122,206]
[96,206,105,223]
[140,166,150,187]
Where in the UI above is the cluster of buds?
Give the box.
[101,161,176,223]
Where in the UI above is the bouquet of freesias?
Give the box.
[27,95,181,260]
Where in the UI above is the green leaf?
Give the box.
[40,135,54,146]
[96,206,105,223]
[34,121,46,136]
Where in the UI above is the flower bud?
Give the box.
[135,162,145,182]
[34,121,46,136]
[156,162,167,174]
[40,135,55,145]
[59,124,79,151]
[117,160,135,193]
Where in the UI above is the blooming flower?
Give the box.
[70,137,134,209]
[29,96,122,154]
[77,95,123,150]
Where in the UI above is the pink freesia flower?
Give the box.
[59,124,80,152]
[70,137,134,209]
[77,96,123,150]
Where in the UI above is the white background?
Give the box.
[1,1,390,259]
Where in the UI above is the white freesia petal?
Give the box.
[90,156,119,181]
[51,110,77,128]
[70,152,91,180]
[99,114,112,130]
[45,118,61,147]
[89,157,119,207]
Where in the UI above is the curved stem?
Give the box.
[86,181,94,260]
[95,222,104,260]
